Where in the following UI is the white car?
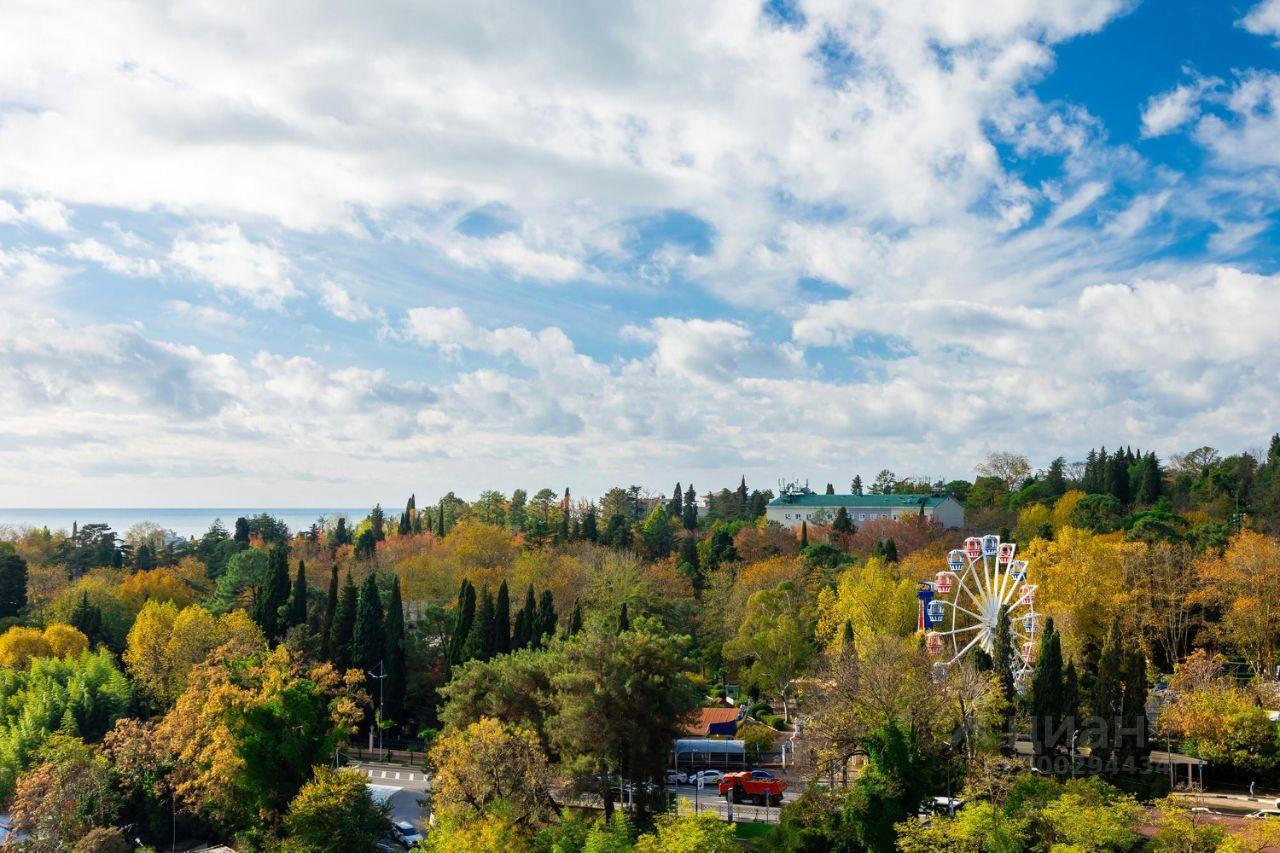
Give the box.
[392,820,424,846]
[1246,809,1280,820]
[691,769,724,786]
[664,769,688,785]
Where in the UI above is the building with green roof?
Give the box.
[765,491,964,530]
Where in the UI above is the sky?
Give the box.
[3,0,1280,507]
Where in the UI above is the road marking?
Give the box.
[395,772,402,780]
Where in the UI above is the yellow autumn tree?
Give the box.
[119,567,198,610]
[1022,527,1132,657]
[0,624,89,668]
[429,717,553,825]
[1196,530,1280,674]
[815,556,918,654]
[125,600,265,707]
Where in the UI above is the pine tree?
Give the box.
[1045,457,1067,497]
[825,483,835,495]
[494,580,511,655]
[882,539,898,562]
[333,516,352,547]
[851,475,863,495]
[832,507,853,535]
[1136,452,1163,505]
[668,483,683,518]
[287,558,308,629]
[1030,619,1064,762]
[583,505,599,542]
[1106,452,1131,505]
[0,544,29,618]
[330,573,358,669]
[233,517,250,545]
[370,504,386,541]
[568,599,584,636]
[323,563,339,657]
[618,602,630,633]
[383,576,407,726]
[682,484,698,531]
[353,574,385,675]
[800,521,809,548]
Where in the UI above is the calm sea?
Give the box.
[0,508,368,538]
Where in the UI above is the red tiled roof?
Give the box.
[682,706,741,736]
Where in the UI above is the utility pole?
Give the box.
[368,660,387,755]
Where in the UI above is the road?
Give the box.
[355,763,432,833]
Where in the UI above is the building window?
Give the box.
[859,513,867,521]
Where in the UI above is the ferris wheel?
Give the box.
[921,534,1039,682]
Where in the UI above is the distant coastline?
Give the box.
[0,508,367,538]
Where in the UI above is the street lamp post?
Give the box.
[368,660,387,755]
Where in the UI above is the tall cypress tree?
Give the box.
[568,599,583,636]
[617,602,630,633]
[256,545,291,640]
[330,572,358,669]
[682,484,698,530]
[537,590,556,642]
[1088,621,1123,767]
[992,606,1016,729]
[494,581,511,655]
[1030,618,1064,762]
[0,544,28,619]
[353,574,385,675]
[287,558,308,630]
[1118,648,1150,769]
[668,483,683,518]
[322,564,339,657]
[447,580,476,666]
[1106,453,1131,505]
[383,576,407,726]
[800,521,808,548]
[463,586,496,662]
[517,585,537,650]
[736,476,749,516]
[437,503,446,537]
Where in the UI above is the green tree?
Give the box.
[568,599,584,636]
[383,576,407,728]
[214,547,272,614]
[617,602,630,633]
[355,529,377,559]
[69,592,105,648]
[536,590,557,644]
[322,564,339,658]
[991,605,1016,728]
[682,484,698,530]
[832,507,853,535]
[463,586,496,662]
[447,580,476,666]
[287,559,308,630]
[255,545,291,640]
[494,581,511,656]
[1030,618,1065,764]
[639,505,676,559]
[282,766,390,852]
[353,574,385,677]
[369,504,386,542]
[723,580,812,722]
[329,573,358,670]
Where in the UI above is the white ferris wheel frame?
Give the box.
[928,535,1039,681]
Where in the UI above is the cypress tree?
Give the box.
[736,476,749,516]
[1030,619,1064,762]
[287,558,308,629]
[841,619,855,656]
[398,510,410,536]
[0,544,28,618]
[353,574,385,675]
[992,606,1016,728]
[447,580,476,665]
[437,503,446,537]
[383,576,407,725]
[800,521,808,548]
[537,590,556,641]
[882,539,898,562]
[1089,621,1123,767]
[1106,452,1131,505]
[682,484,698,530]
[494,581,511,655]
[568,599,584,636]
[463,586,495,662]
[825,483,835,495]
[1118,648,1150,769]
[583,506,599,542]
[516,585,537,650]
[233,517,250,545]
[323,564,339,657]
[330,573,358,669]
[559,489,571,543]
[618,602,630,634]
[668,483,683,518]
[68,591,102,647]
[1136,453,1163,505]
[256,545,291,640]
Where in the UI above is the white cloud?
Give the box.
[169,223,299,310]
[1140,82,1206,138]
[319,281,375,322]
[66,238,161,277]
[0,197,71,231]
[1240,0,1280,39]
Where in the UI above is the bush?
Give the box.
[748,702,773,718]
[762,714,787,730]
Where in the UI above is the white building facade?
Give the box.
[765,493,965,530]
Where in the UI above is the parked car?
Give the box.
[1247,809,1280,820]
[664,769,688,785]
[691,769,724,785]
[392,820,424,847]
